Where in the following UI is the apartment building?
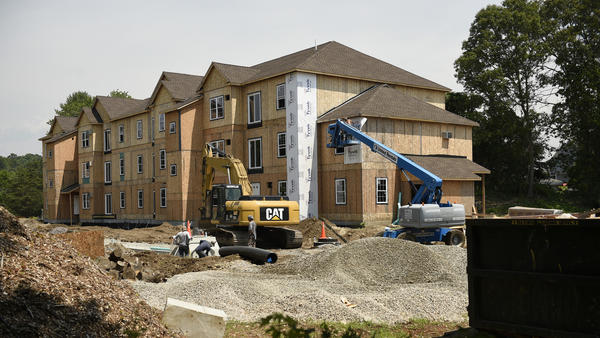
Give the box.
[42,41,489,226]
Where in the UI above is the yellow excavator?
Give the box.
[198,144,303,248]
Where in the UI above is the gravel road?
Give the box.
[131,237,468,324]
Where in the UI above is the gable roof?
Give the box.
[74,106,102,129]
[55,116,78,132]
[149,71,204,104]
[317,84,478,127]
[405,154,490,181]
[95,96,150,121]
[198,41,450,92]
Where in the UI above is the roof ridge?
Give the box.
[252,41,334,69]
[163,71,203,77]
[295,41,336,70]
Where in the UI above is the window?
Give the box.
[278,180,287,196]
[47,150,52,158]
[120,191,125,209]
[169,121,176,134]
[251,183,260,195]
[48,178,54,188]
[248,92,261,124]
[376,178,388,204]
[137,189,144,208]
[104,129,111,152]
[276,84,285,109]
[159,149,166,169]
[277,132,286,157]
[81,131,89,148]
[159,113,165,131]
[82,161,90,178]
[137,155,143,173]
[248,138,262,169]
[104,161,112,183]
[82,193,90,209]
[136,120,143,139]
[160,188,167,208]
[335,178,346,205]
[151,117,155,141]
[334,147,344,155]
[210,96,224,120]
[118,124,124,143]
[105,193,112,215]
[208,140,225,157]
[119,157,125,176]
[170,164,177,176]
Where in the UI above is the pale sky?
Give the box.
[0,0,501,156]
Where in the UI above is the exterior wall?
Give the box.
[42,132,78,223]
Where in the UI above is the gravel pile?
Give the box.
[131,237,468,324]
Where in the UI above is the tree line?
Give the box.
[0,154,43,217]
[447,0,599,207]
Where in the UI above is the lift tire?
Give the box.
[397,232,417,242]
[445,229,466,247]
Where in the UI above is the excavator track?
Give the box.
[215,225,303,249]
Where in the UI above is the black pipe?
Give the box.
[219,246,278,264]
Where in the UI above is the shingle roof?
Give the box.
[405,154,490,180]
[161,72,204,100]
[95,96,150,120]
[81,106,102,124]
[199,41,450,91]
[40,129,77,143]
[55,116,78,132]
[317,84,478,126]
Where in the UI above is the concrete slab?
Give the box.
[162,298,227,338]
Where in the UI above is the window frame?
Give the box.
[277,132,286,158]
[136,120,143,139]
[159,113,165,132]
[137,189,144,209]
[169,121,176,134]
[335,178,347,205]
[376,177,388,204]
[170,164,177,176]
[47,150,52,158]
[278,180,287,196]
[118,124,125,143]
[81,161,90,179]
[104,129,111,152]
[334,147,344,155]
[248,137,263,170]
[137,155,143,174]
[160,187,167,208]
[208,140,225,157]
[276,83,285,110]
[104,193,112,215]
[82,192,90,209]
[247,91,262,125]
[210,95,225,120]
[119,157,125,176]
[159,149,166,169]
[104,161,112,184]
[81,131,89,148]
[120,191,125,209]
[48,178,54,188]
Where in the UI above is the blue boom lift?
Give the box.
[327,118,466,246]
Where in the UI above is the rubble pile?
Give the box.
[0,209,176,337]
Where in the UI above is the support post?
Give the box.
[482,175,486,217]
[69,193,72,225]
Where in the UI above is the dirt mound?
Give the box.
[0,206,26,237]
[266,237,461,286]
[131,251,241,283]
[297,218,339,248]
[0,217,176,337]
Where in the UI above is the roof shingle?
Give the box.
[317,84,478,127]
[96,96,150,120]
[406,155,490,181]
[161,72,204,100]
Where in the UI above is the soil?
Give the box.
[297,217,387,248]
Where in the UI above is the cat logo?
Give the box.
[260,207,289,221]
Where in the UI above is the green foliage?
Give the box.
[260,313,314,337]
[455,0,552,197]
[543,0,600,206]
[49,91,94,125]
[109,89,132,99]
[0,154,43,217]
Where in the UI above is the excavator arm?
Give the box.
[201,144,253,196]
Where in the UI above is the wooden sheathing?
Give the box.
[43,133,78,223]
[316,74,375,116]
[393,84,446,109]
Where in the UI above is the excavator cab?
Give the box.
[209,184,242,220]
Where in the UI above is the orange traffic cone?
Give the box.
[319,221,327,239]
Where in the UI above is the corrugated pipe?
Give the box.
[219,246,278,264]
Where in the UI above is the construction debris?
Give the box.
[0,209,176,337]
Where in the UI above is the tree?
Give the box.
[109,89,132,99]
[48,91,94,125]
[543,0,600,206]
[0,154,43,217]
[455,0,553,197]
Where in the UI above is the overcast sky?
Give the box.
[0,0,501,156]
